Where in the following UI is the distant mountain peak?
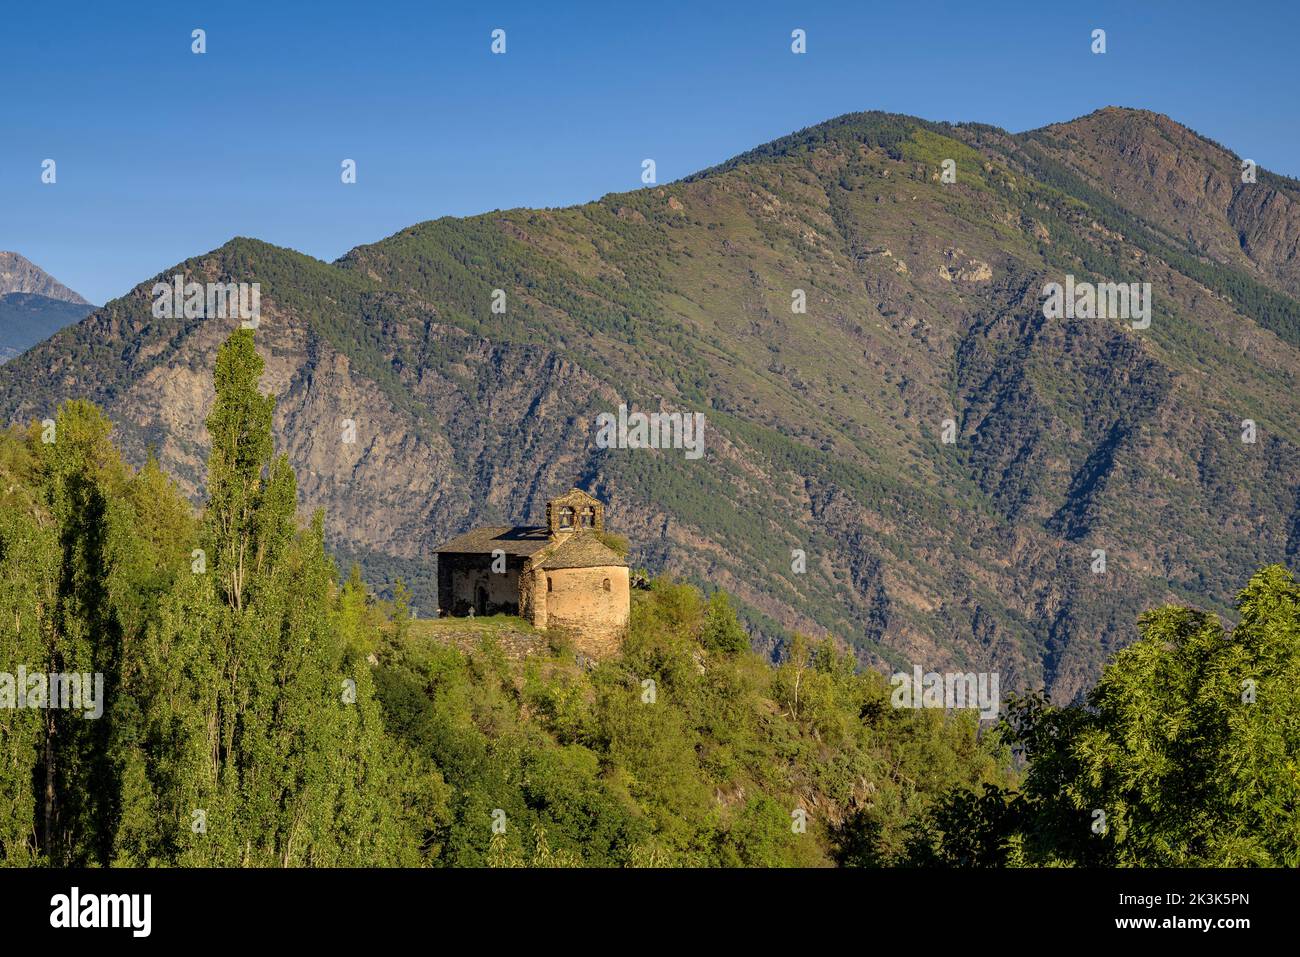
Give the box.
[0,251,91,305]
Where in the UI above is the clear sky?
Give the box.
[2,0,1296,305]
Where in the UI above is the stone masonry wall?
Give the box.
[542,565,630,658]
[437,553,524,616]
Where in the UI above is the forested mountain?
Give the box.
[2,108,1299,701]
[4,331,1296,866]
[0,294,96,364]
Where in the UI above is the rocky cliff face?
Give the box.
[1023,108,1300,298]
[0,252,91,304]
[3,108,1299,702]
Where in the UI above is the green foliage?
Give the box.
[594,530,630,558]
[390,579,413,644]
[8,327,1291,868]
[700,592,749,655]
[370,576,1012,866]
[0,403,143,865]
[0,332,431,867]
[912,564,1300,867]
[0,395,1013,869]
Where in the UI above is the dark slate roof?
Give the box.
[537,533,628,570]
[433,525,552,556]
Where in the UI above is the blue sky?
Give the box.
[2,0,1296,305]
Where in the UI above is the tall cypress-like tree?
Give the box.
[113,329,425,865]
[34,402,133,864]
[0,424,57,864]
[0,403,162,865]
[205,329,276,613]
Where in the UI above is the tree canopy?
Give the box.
[1,329,1296,867]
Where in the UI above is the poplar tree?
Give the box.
[0,427,55,864]
[204,328,277,613]
[114,329,426,865]
[32,402,134,864]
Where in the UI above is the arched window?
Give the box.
[547,577,553,592]
[602,578,611,591]
[558,506,574,529]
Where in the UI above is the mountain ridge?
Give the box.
[3,107,1298,702]
[0,251,92,304]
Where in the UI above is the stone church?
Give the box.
[433,488,630,657]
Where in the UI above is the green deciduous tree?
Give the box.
[98,330,432,866]
[917,564,1300,867]
[700,591,749,655]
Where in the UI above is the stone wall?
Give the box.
[542,565,630,658]
[437,552,631,660]
[436,553,524,616]
[423,625,549,662]
[520,561,546,629]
